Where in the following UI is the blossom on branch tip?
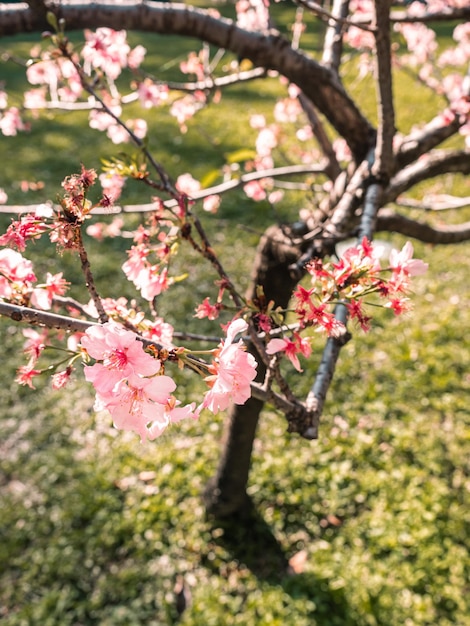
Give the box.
[202,318,257,414]
[266,332,312,372]
[389,242,428,277]
[194,297,220,321]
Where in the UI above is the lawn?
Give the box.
[0,7,469,626]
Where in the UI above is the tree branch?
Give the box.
[390,6,470,23]
[384,149,470,204]
[321,0,350,73]
[396,115,464,172]
[376,209,470,244]
[371,0,395,181]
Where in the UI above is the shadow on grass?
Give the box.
[205,499,353,624]
[206,499,288,582]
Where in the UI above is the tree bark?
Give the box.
[203,223,311,517]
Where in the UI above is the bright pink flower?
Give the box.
[202,318,257,414]
[0,213,48,251]
[386,297,410,316]
[347,299,372,331]
[138,266,170,301]
[141,317,174,347]
[194,297,220,320]
[122,244,149,283]
[255,313,272,333]
[81,321,160,381]
[266,332,312,372]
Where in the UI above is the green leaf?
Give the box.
[200,169,221,189]
[225,149,257,164]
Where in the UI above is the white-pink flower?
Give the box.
[0,107,28,136]
[389,242,428,276]
[82,28,130,80]
[202,318,257,414]
[176,173,201,196]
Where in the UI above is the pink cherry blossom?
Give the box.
[24,88,48,112]
[236,0,270,32]
[141,317,174,347]
[16,361,42,389]
[180,52,205,81]
[243,180,267,201]
[99,172,126,202]
[170,93,205,132]
[26,59,60,87]
[82,28,130,80]
[203,194,221,213]
[51,366,73,390]
[81,322,160,380]
[138,266,170,301]
[30,272,69,310]
[194,297,221,320]
[266,332,312,372]
[256,126,278,157]
[137,80,169,109]
[0,248,36,284]
[0,107,28,136]
[176,173,201,196]
[128,44,147,69]
[22,328,48,361]
[389,242,428,276]
[202,318,257,414]
[102,373,176,439]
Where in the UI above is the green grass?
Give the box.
[1,8,469,626]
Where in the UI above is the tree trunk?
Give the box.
[203,223,310,517]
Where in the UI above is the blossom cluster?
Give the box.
[265,238,428,371]
[78,318,257,440]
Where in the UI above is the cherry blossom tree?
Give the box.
[0,0,469,516]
